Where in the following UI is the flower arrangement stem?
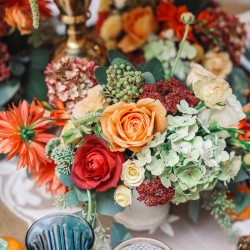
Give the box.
[87,189,92,223]
[28,0,39,28]
[170,24,190,77]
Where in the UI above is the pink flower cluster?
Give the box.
[139,78,199,114]
[44,57,98,113]
[0,43,11,82]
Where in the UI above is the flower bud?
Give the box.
[181,12,195,24]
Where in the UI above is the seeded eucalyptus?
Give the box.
[101,63,144,104]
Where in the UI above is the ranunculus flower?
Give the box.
[100,98,168,152]
[118,7,158,53]
[114,184,132,207]
[186,62,215,87]
[193,77,232,110]
[72,85,108,120]
[71,135,124,192]
[121,160,145,188]
[5,6,33,35]
[198,94,246,127]
[202,50,233,79]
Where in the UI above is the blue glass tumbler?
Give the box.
[25,213,94,250]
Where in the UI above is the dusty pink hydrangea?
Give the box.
[44,57,98,113]
[0,43,11,82]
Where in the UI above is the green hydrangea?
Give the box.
[143,31,197,80]
[45,138,61,158]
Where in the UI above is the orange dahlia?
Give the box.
[0,100,55,173]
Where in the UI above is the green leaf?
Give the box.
[227,67,248,105]
[138,58,165,81]
[108,50,128,63]
[74,187,88,202]
[64,190,79,207]
[0,237,8,250]
[95,66,108,85]
[143,72,156,84]
[58,173,74,188]
[111,58,135,70]
[62,128,76,144]
[29,48,52,70]
[111,222,132,249]
[10,59,25,76]
[234,168,249,183]
[96,189,125,216]
[0,77,20,106]
[188,200,200,223]
[233,192,250,213]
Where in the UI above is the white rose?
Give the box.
[114,185,132,207]
[186,62,215,87]
[202,50,233,79]
[225,153,241,178]
[114,0,126,9]
[198,94,246,127]
[193,78,232,110]
[121,160,145,187]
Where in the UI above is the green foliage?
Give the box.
[111,222,132,249]
[75,187,88,202]
[202,189,235,234]
[234,168,250,183]
[29,0,39,28]
[0,77,20,106]
[96,189,125,216]
[227,67,248,105]
[108,50,128,63]
[64,190,79,207]
[45,138,61,158]
[61,128,76,145]
[143,72,156,84]
[95,66,108,85]
[233,192,250,213]
[58,173,74,188]
[138,58,165,81]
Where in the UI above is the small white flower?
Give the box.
[146,157,165,176]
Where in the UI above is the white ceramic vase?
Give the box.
[114,191,170,232]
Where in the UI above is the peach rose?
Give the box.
[100,98,168,152]
[118,7,158,53]
[73,85,108,119]
[5,6,33,35]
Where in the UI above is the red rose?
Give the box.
[71,135,124,192]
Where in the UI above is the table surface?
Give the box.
[1,0,250,249]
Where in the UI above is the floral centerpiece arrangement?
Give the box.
[97,0,249,104]
[0,6,250,247]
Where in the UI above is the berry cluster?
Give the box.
[102,64,144,104]
[139,78,199,114]
[136,177,175,207]
[0,43,11,82]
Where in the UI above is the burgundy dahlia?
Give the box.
[136,177,175,206]
[139,78,199,114]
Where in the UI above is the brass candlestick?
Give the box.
[53,0,106,65]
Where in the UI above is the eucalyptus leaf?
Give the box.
[143,72,156,84]
[58,173,74,188]
[188,200,200,222]
[95,66,108,85]
[111,58,135,70]
[64,190,79,207]
[111,222,132,249]
[96,189,125,216]
[62,128,76,144]
[227,67,248,105]
[108,50,128,63]
[233,192,250,213]
[10,59,25,76]
[75,187,88,202]
[234,168,249,183]
[0,77,20,106]
[138,58,165,81]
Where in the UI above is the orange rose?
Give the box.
[118,7,158,53]
[100,98,168,152]
[5,6,33,35]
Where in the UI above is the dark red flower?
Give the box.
[71,135,125,192]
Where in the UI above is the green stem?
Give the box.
[87,189,92,223]
[29,0,39,29]
[170,24,190,77]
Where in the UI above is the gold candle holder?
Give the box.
[53,0,106,65]
[238,236,250,250]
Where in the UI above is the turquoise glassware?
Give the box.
[25,213,94,250]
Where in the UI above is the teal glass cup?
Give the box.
[25,213,94,250]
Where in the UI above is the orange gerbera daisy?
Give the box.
[156,0,195,41]
[0,100,55,173]
[32,160,67,196]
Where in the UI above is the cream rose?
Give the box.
[193,78,232,110]
[202,50,233,79]
[228,155,241,178]
[121,160,145,188]
[186,62,215,87]
[72,85,108,119]
[114,185,132,207]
